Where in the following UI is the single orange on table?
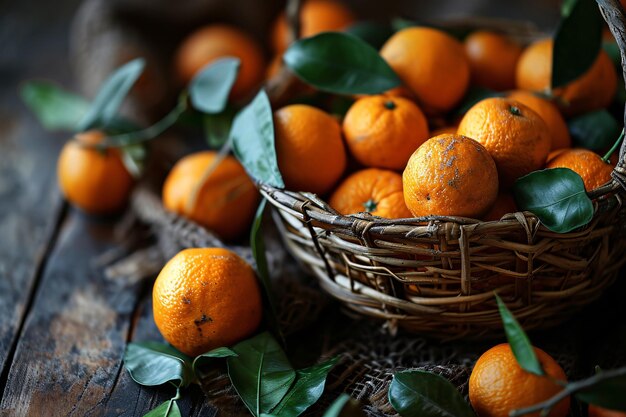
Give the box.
[402,134,499,218]
[342,95,429,170]
[162,151,259,240]
[545,148,613,191]
[588,405,626,417]
[271,0,355,53]
[175,24,265,99]
[515,38,617,116]
[457,97,551,188]
[329,168,412,219]
[57,130,134,215]
[483,193,518,221]
[464,30,523,91]
[274,104,346,195]
[380,27,470,115]
[153,248,262,357]
[507,90,571,150]
[469,343,570,417]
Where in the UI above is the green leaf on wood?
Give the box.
[513,168,594,233]
[283,32,401,95]
[20,81,90,131]
[227,332,296,417]
[345,21,394,50]
[322,394,363,417]
[78,58,145,131]
[388,370,476,417]
[231,89,284,187]
[552,0,602,89]
[124,342,194,387]
[192,346,238,376]
[576,372,626,411]
[568,110,621,151]
[495,294,544,376]
[189,57,240,114]
[143,400,182,417]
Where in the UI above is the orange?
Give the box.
[274,104,346,195]
[545,148,613,191]
[271,0,355,53]
[329,168,412,218]
[464,30,523,91]
[380,27,470,114]
[175,24,265,99]
[57,130,133,214]
[431,126,457,136]
[162,151,259,240]
[469,343,570,417]
[515,38,617,116]
[402,134,498,218]
[457,97,551,188]
[342,95,429,170]
[153,248,262,357]
[589,405,626,417]
[483,193,518,221]
[507,90,571,150]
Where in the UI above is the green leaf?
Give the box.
[495,294,544,376]
[322,394,363,417]
[120,143,147,178]
[203,108,236,149]
[124,342,194,387]
[143,400,182,417]
[552,0,602,89]
[270,357,340,417]
[513,168,594,233]
[20,81,90,131]
[388,371,476,417]
[78,58,145,131]
[568,110,621,151]
[227,332,296,417]
[192,346,237,376]
[454,86,502,116]
[576,372,626,411]
[283,32,401,95]
[189,57,240,114]
[345,21,394,50]
[231,90,284,187]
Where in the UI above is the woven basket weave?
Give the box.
[261,0,626,339]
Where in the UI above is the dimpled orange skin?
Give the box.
[545,149,613,191]
[469,344,570,417]
[274,104,346,195]
[402,134,498,218]
[380,27,470,115]
[271,0,355,53]
[464,31,523,91]
[153,248,262,357]
[162,151,259,240]
[483,193,518,221]
[457,97,551,188]
[507,90,571,151]
[589,405,626,417]
[515,39,617,116]
[175,25,265,99]
[342,95,429,170]
[329,169,412,219]
[57,130,133,214]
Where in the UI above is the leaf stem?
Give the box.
[510,366,626,416]
[602,128,624,162]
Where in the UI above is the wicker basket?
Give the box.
[261,0,626,339]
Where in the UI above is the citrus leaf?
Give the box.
[203,108,236,148]
[120,143,147,178]
[552,0,602,89]
[345,22,394,50]
[192,346,237,376]
[513,168,594,233]
[322,394,363,417]
[576,372,626,411]
[231,89,284,187]
[143,400,182,417]
[189,57,240,114]
[78,58,145,131]
[283,32,401,95]
[454,86,502,116]
[124,342,194,387]
[227,332,296,417]
[495,294,544,376]
[270,357,340,417]
[568,110,621,151]
[388,371,476,417]
[20,81,90,131]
